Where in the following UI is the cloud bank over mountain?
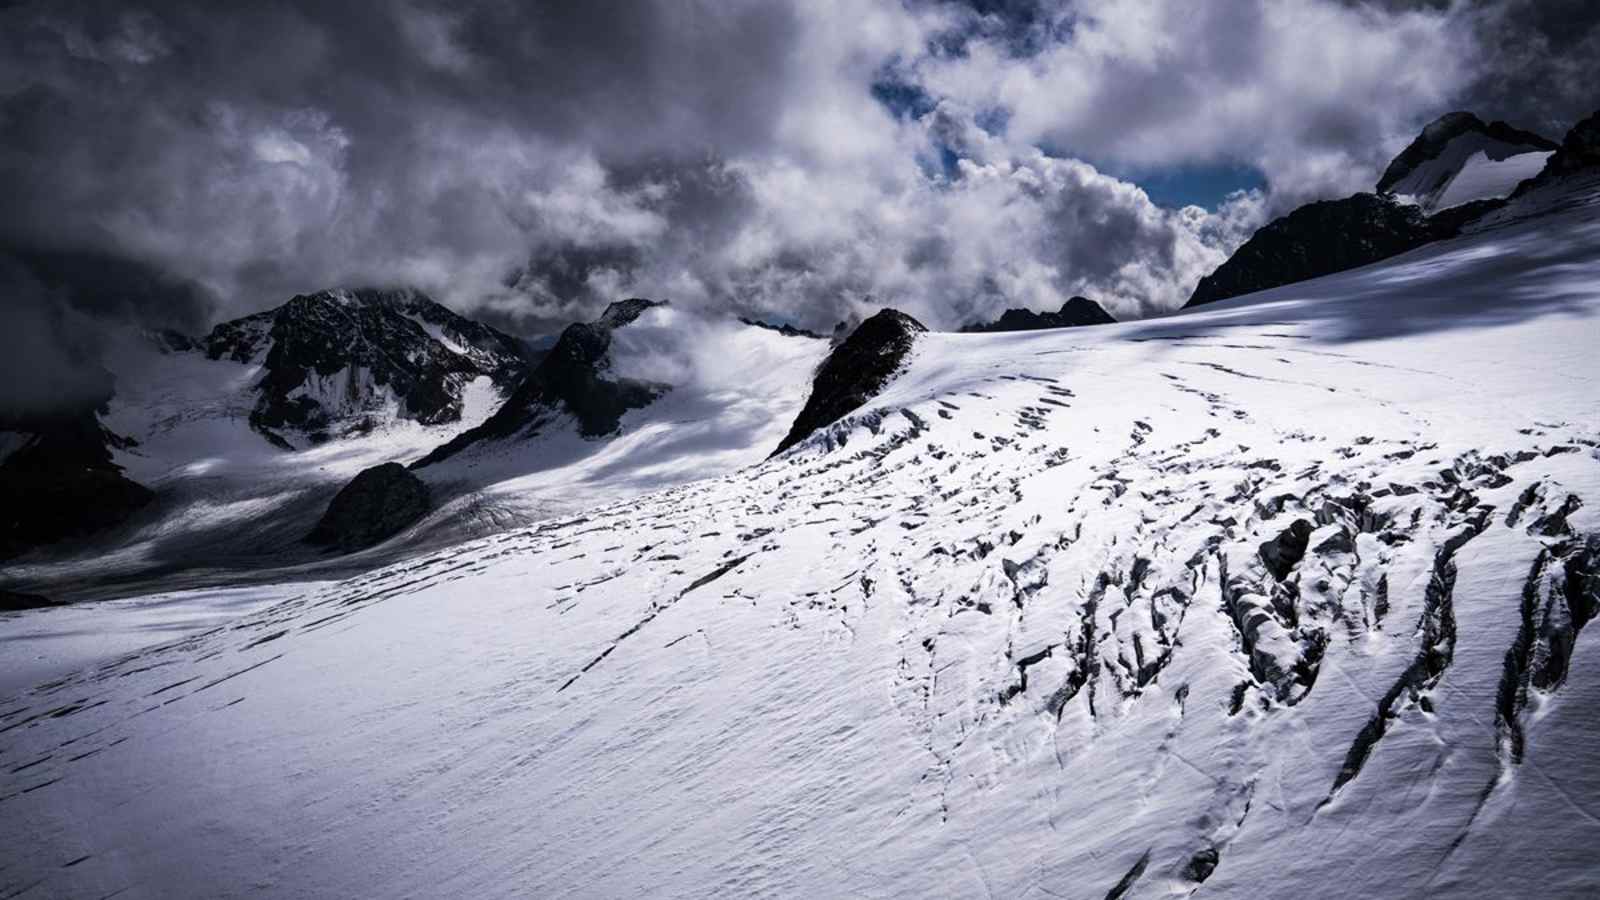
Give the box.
[1,0,1595,348]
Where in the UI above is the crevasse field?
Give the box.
[2,182,1598,899]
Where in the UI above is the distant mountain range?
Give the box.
[203,287,533,448]
[1186,107,1597,309]
[4,105,1598,588]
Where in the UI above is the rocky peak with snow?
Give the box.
[1512,107,1600,193]
[961,296,1116,332]
[1376,111,1558,212]
[202,288,532,448]
[414,299,669,466]
[772,308,926,456]
[1,392,152,559]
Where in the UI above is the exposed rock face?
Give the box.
[0,403,153,559]
[772,309,926,456]
[414,299,667,466]
[738,318,827,340]
[204,288,531,448]
[1184,194,1447,309]
[1377,111,1557,196]
[1514,107,1600,193]
[305,462,430,553]
[0,589,62,611]
[1189,110,1597,314]
[961,296,1115,332]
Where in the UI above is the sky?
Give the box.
[1,0,1598,414]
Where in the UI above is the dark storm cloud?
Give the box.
[1456,0,1600,137]
[0,0,802,319]
[0,0,1596,415]
[0,248,214,416]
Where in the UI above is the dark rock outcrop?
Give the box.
[961,296,1115,332]
[414,299,666,467]
[1184,194,1449,309]
[772,309,926,456]
[204,288,531,447]
[0,403,154,559]
[1259,519,1314,581]
[1377,111,1557,195]
[0,589,63,611]
[1512,108,1600,195]
[305,462,430,553]
[739,317,827,340]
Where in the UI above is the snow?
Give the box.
[1388,131,1553,212]
[1434,149,1553,211]
[0,582,332,697]
[413,305,831,537]
[1,182,1598,898]
[402,312,470,356]
[3,338,509,598]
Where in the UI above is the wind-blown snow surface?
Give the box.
[3,190,1599,898]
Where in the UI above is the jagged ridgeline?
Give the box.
[204,288,532,448]
[414,298,668,466]
[1184,108,1595,310]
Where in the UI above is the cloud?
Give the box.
[0,0,1594,396]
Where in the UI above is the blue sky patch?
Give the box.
[1126,163,1267,210]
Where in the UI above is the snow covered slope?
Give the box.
[1431,147,1551,210]
[1378,112,1557,213]
[2,184,1598,899]
[0,328,506,600]
[409,304,832,539]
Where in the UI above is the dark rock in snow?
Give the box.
[1184,194,1449,309]
[306,462,430,553]
[1513,107,1600,195]
[1,400,154,559]
[204,288,531,447]
[1182,847,1220,883]
[1426,196,1508,234]
[0,589,62,611]
[414,299,667,466]
[772,309,926,456]
[1260,519,1314,581]
[1376,111,1558,195]
[961,296,1115,332]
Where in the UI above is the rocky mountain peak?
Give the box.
[772,308,926,456]
[413,298,668,467]
[201,287,531,448]
[1377,111,1558,196]
[1517,107,1600,188]
[962,296,1116,332]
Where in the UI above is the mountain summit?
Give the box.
[1376,111,1557,212]
[961,297,1116,333]
[414,298,668,467]
[204,288,531,448]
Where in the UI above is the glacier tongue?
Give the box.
[1,187,1598,898]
